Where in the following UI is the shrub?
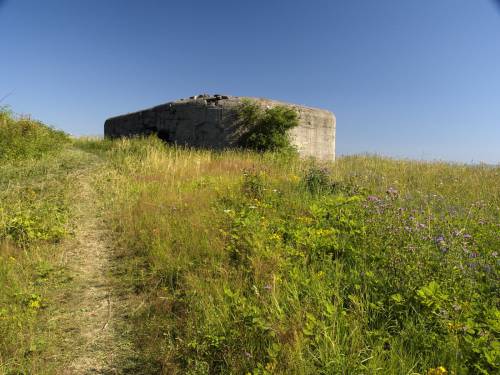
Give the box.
[303,164,331,194]
[242,170,266,199]
[238,100,299,152]
[0,108,69,161]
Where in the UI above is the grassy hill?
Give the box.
[1,110,498,374]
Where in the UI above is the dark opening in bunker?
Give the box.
[157,129,172,143]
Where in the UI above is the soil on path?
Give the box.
[49,157,135,374]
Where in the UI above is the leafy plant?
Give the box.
[302,164,331,194]
[0,108,69,161]
[238,100,299,152]
[242,170,266,199]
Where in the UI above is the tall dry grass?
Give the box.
[98,137,499,374]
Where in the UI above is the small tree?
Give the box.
[238,100,299,152]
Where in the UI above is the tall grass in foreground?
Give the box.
[0,110,77,374]
[99,138,499,374]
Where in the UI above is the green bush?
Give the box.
[0,108,69,161]
[238,100,299,152]
[302,164,331,194]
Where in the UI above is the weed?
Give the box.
[302,164,331,194]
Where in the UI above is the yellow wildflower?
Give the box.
[427,366,448,375]
[269,233,281,241]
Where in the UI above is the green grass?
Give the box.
[96,138,499,374]
[0,108,69,161]
[1,110,498,374]
[0,110,92,374]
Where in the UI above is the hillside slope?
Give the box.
[0,112,498,374]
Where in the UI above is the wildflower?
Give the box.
[492,251,498,257]
[248,205,257,209]
[367,195,380,202]
[435,236,445,244]
[269,233,281,241]
[463,233,472,239]
[263,284,272,291]
[427,366,448,375]
[435,236,448,253]
[469,251,479,258]
[386,187,398,198]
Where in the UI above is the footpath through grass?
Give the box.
[0,110,84,373]
[0,110,130,374]
[1,110,499,374]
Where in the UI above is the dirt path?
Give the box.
[49,157,134,374]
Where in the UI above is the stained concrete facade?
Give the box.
[104,95,336,160]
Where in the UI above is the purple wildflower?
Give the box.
[435,235,445,244]
[463,234,472,239]
[367,195,380,202]
[470,251,479,259]
[386,187,398,197]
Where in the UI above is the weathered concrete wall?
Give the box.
[104,95,336,160]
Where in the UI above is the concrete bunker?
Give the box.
[104,94,336,161]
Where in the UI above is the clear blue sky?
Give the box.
[1,0,499,163]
